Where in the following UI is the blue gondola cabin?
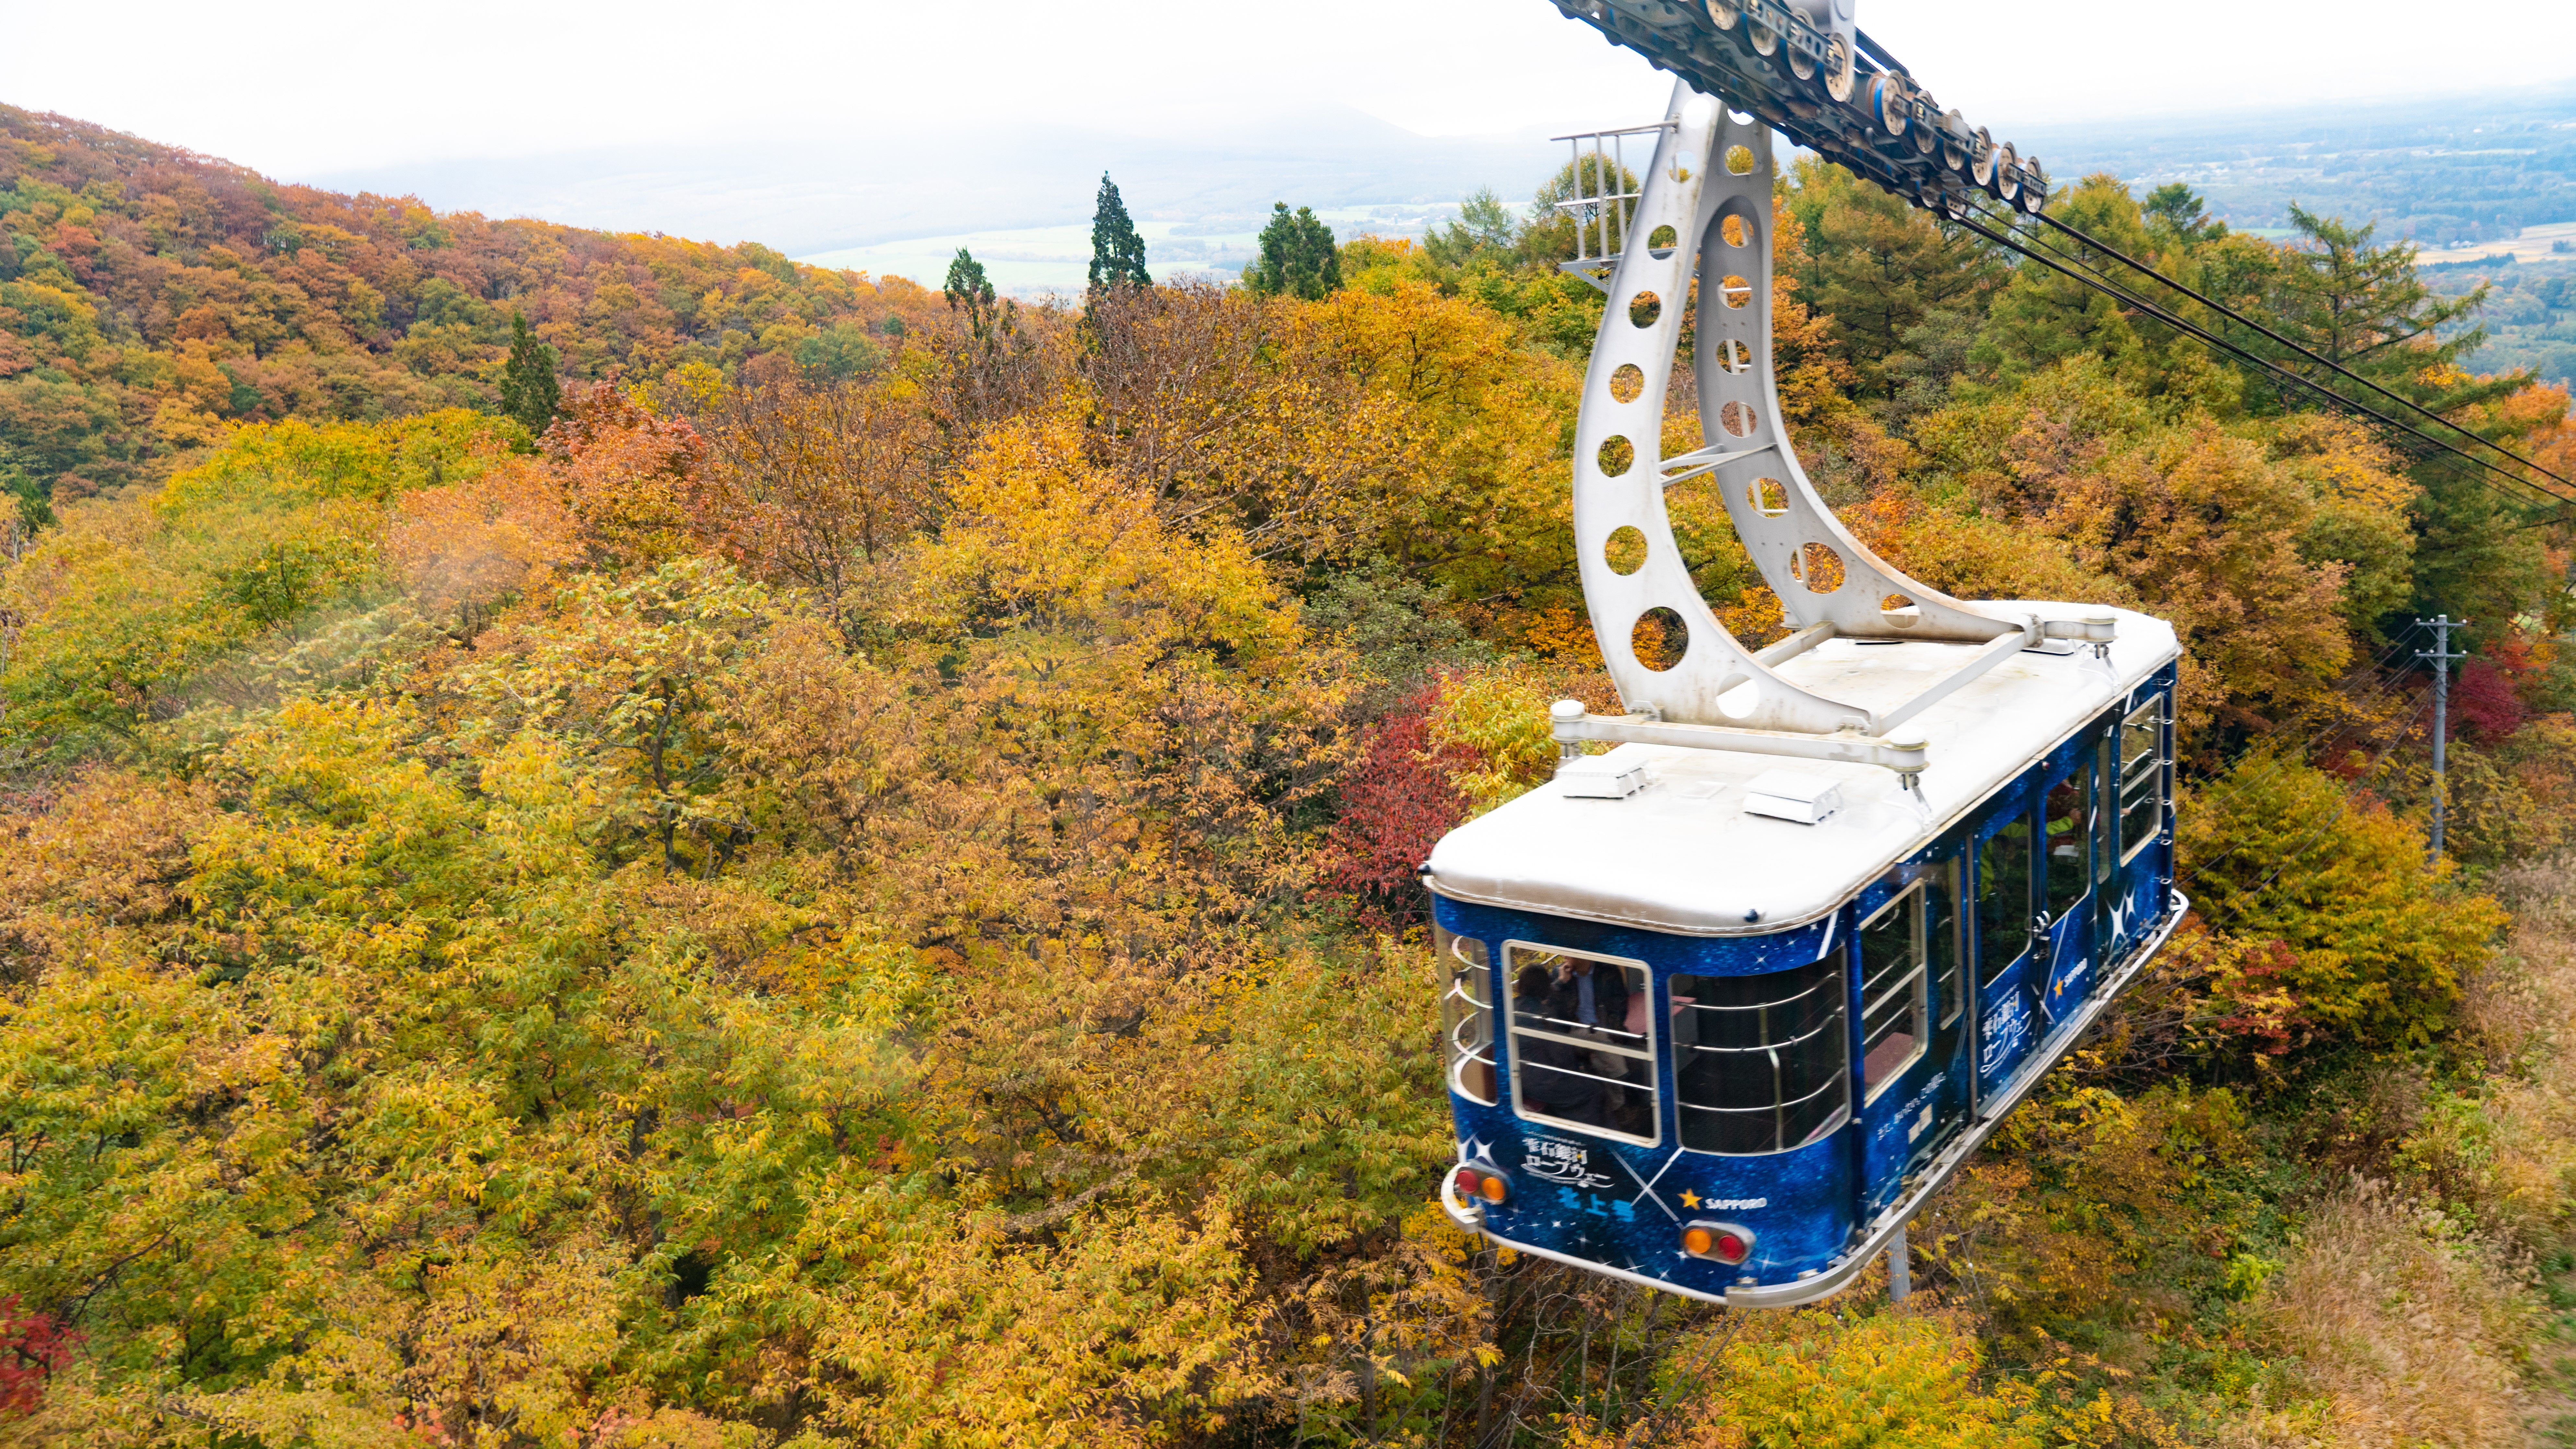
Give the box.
[1427,608,2186,1306]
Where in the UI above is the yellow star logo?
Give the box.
[1679,1190,1701,1209]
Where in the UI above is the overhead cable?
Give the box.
[2022,211,2576,493]
[1942,204,2576,520]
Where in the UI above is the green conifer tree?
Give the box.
[498,313,561,439]
[1088,173,1152,291]
[1246,203,1342,301]
[945,247,996,316]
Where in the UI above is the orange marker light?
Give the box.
[1681,1225,1715,1256]
[1478,1174,1507,1204]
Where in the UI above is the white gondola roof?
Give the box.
[1425,602,2180,937]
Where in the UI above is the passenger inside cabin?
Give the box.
[1511,963,1569,1116]
[1520,956,1650,1137]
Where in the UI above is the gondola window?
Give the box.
[1504,945,1658,1143]
[1860,883,1929,1098]
[2045,758,2094,916]
[1978,819,2035,981]
[1928,859,1963,1027]
[1436,925,1498,1104]
[1669,957,1850,1154]
[2119,694,2164,861]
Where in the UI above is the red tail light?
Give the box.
[1454,1163,1508,1205]
[1683,1220,1754,1265]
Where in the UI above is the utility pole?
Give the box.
[2417,615,2465,865]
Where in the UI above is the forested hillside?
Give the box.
[0,106,938,506]
[3,102,2576,1449]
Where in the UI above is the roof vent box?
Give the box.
[1557,754,1649,800]
[1743,769,1843,825]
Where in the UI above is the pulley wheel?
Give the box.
[1938,110,1969,172]
[1787,25,1817,80]
[1824,31,1856,102]
[1910,99,1940,155]
[1748,20,1778,54]
[1969,127,1996,187]
[1870,73,1908,136]
[1705,0,1739,29]
[1989,142,2020,203]
[2019,161,2049,214]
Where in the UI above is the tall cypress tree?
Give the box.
[498,313,561,439]
[1087,173,1151,292]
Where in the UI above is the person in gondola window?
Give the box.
[1551,956,1641,1132]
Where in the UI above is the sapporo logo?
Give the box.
[1521,1137,1618,1191]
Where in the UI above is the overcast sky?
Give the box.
[6,0,2570,181]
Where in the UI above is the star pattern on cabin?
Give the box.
[1679,1190,1701,1209]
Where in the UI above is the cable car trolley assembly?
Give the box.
[1425,19,2189,1307]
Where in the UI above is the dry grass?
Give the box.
[2463,854,2576,1074]
[2447,853,2576,1258]
[2254,1185,2537,1448]
[2204,856,2576,1447]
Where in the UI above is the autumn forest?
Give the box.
[4,90,2576,1448]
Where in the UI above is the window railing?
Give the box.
[1435,925,1497,1105]
[2119,692,2165,862]
[1859,882,1928,1100]
[1669,958,1848,1155]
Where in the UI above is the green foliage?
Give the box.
[2179,754,2510,1046]
[0,449,50,536]
[1248,202,1343,300]
[1087,171,1151,292]
[943,245,993,311]
[793,320,883,380]
[1784,157,2004,399]
[499,311,563,438]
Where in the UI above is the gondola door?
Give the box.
[1855,853,1972,1215]
[1972,792,2043,1101]
[2037,741,2102,1027]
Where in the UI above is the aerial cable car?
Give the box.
[1426,58,2187,1306]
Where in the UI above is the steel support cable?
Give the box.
[2024,210,2576,493]
[1979,204,2576,509]
[1952,199,2573,512]
[1956,198,2576,516]
[1945,206,2576,518]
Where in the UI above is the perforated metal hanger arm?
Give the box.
[1692,115,2017,647]
[1573,82,1880,735]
